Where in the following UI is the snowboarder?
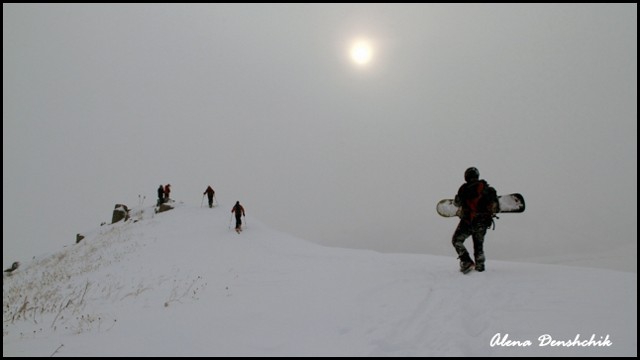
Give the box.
[157,185,165,205]
[204,186,216,208]
[451,167,499,273]
[231,201,245,233]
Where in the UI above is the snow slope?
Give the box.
[3,202,636,356]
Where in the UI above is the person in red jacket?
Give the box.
[164,184,171,202]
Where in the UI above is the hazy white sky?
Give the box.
[3,4,637,268]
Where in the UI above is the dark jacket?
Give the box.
[231,203,245,217]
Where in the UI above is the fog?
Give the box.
[3,4,636,271]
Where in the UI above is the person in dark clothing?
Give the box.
[157,185,164,206]
[204,186,215,208]
[452,167,498,273]
[231,201,245,232]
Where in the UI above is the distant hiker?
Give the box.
[451,167,499,273]
[157,185,165,206]
[204,186,216,208]
[164,184,171,202]
[231,201,245,232]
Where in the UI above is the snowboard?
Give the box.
[437,193,525,218]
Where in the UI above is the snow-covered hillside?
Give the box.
[3,202,637,356]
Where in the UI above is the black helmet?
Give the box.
[464,167,479,182]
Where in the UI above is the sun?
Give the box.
[350,40,373,66]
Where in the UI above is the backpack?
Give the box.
[233,203,243,215]
[479,182,499,215]
[463,180,498,221]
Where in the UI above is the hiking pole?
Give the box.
[201,194,205,208]
[213,195,218,207]
[228,213,233,229]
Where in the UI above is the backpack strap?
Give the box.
[465,181,484,221]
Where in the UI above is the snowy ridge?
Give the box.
[3,203,637,356]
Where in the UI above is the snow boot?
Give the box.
[475,254,485,272]
[460,261,475,274]
[458,254,475,274]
